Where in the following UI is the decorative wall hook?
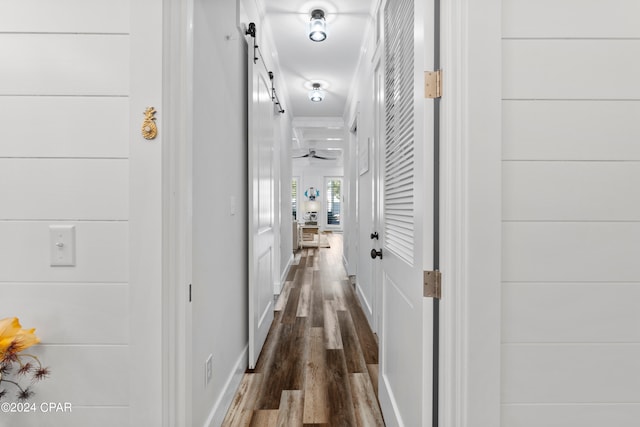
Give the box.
[141,107,158,140]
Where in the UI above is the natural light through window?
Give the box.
[292,177,298,221]
[326,178,342,228]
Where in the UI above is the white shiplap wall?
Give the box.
[502,1,640,425]
[0,1,130,426]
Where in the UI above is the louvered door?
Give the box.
[376,0,435,425]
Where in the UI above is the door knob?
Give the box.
[370,248,383,259]
[370,232,379,240]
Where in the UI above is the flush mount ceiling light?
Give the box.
[308,9,327,42]
[308,83,325,102]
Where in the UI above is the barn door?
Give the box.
[375,0,436,425]
[247,37,276,369]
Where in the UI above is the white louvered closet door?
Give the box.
[376,0,435,425]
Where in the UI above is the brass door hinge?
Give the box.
[424,70,442,99]
[424,270,442,299]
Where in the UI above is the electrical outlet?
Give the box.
[205,354,213,386]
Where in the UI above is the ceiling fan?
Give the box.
[292,149,336,160]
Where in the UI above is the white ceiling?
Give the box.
[260,0,376,160]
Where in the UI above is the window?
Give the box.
[292,177,299,220]
[326,178,342,227]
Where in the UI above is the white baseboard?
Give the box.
[354,281,374,328]
[204,345,248,427]
[275,253,295,295]
[378,374,402,427]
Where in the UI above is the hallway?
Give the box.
[223,234,384,426]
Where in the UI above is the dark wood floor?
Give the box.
[222,233,384,426]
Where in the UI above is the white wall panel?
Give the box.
[502,283,640,343]
[503,162,640,221]
[501,2,640,425]
[503,0,640,39]
[0,283,128,344]
[0,159,128,220]
[503,40,640,100]
[14,344,129,406]
[503,404,640,427]
[502,344,640,403]
[0,97,129,158]
[0,34,129,96]
[0,0,129,34]
[502,222,640,282]
[0,407,129,427]
[0,1,133,422]
[503,101,640,161]
[0,222,128,283]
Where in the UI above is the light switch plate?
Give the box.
[50,225,76,266]
[230,196,236,216]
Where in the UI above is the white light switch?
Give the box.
[50,225,76,266]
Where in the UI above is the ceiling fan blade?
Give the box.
[312,154,335,160]
[292,153,310,158]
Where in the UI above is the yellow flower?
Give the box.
[0,317,40,354]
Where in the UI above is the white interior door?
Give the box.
[376,0,435,425]
[247,41,275,369]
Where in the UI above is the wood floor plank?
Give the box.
[303,266,314,284]
[303,328,329,424]
[286,262,297,281]
[326,349,357,426]
[276,390,304,426]
[341,280,379,364]
[367,364,379,398]
[255,312,282,374]
[275,281,293,311]
[221,373,263,427]
[332,280,347,311]
[297,254,307,269]
[350,373,385,427]
[338,310,368,373]
[310,270,325,327]
[250,410,279,427]
[324,300,343,350]
[281,284,302,324]
[296,282,312,317]
[256,317,308,409]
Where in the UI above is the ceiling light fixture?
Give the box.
[308,9,327,42]
[308,83,325,102]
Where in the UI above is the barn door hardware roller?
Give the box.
[245,22,285,114]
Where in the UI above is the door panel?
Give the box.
[377,0,435,425]
[248,46,275,369]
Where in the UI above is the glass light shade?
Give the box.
[308,9,327,42]
[305,200,321,212]
[308,87,324,102]
[308,82,324,102]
